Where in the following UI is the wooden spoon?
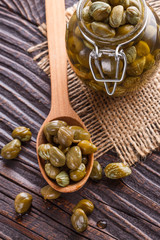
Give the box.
[36,0,94,193]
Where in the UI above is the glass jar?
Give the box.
[66,0,160,97]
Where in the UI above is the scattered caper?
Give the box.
[1,139,21,160]
[12,126,32,142]
[73,199,94,215]
[71,208,88,233]
[104,162,132,179]
[40,185,61,200]
[90,160,102,181]
[14,192,32,214]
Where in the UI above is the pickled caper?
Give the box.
[70,163,86,181]
[91,22,116,38]
[89,2,111,21]
[109,5,124,28]
[12,126,32,142]
[124,46,137,64]
[76,48,90,68]
[49,146,66,167]
[104,162,132,179]
[69,126,91,141]
[126,6,141,25]
[56,171,70,187]
[136,41,150,57]
[45,163,60,179]
[14,192,32,214]
[40,185,61,200]
[58,127,74,147]
[144,53,155,70]
[90,160,102,181]
[82,6,92,22]
[1,139,21,160]
[44,120,67,136]
[71,208,88,232]
[73,199,94,215]
[68,36,84,54]
[66,146,82,170]
[38,143,52,160]
[78,140,97,155]
[116,24,135,36]
[127,56,146,76]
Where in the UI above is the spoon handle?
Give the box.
[45,0,70,115]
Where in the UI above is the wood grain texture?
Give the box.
[0,0,160,239]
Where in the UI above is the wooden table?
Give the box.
[0,0,160,239]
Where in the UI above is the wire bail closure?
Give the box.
[89,46,127,95]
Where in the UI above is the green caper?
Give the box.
[56,171,70,187]
[40,185,61,200]
[70,163,86,181]
[127,56,146,76]
[144,53,155,70]
[49,146,66,167]
[38,143,52,160]
[82,6,92,22]
[68,36,84,53]
[126,6,141,25]
[124,46,137,64]
[44,120,67,136]
[66,146,82,170]
[89,2,111,21]
[71,208,88,233]
[1,139,21,160]
[76,48,90,68]
[73,199,94,215]
[116,24,135,36]
[11,126,32,142]
[45,163,60,179]
[78,140,97,155]
[130,0,141,10]
[69,126,91,141]
[91,22,116,38]
[75,26,83,38]
[104,162,132,179]
[82,156,88,165]
[90,160,102,181]
[58,127,74,147]
[109,5,124,28]
[58,145,70,154]
[109,0,129,8]
[136,41,150,57]
[14,192,32,214]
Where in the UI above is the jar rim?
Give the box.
[77,0,148,46]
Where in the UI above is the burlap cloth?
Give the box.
[28,0,160,166]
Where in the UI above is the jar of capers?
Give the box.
[66,0,160,96]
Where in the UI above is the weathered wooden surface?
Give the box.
[0,0,160,239]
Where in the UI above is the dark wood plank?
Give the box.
[0,0,160,239]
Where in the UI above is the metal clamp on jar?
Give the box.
[66,0,160,97]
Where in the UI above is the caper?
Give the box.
[126,6,141,25]
[69,126,91,141]
[49,146,66,167]
[58,127,74,147]
[124,46,137,64]
[144,54,155,70]
[116,24,135,36]
[90,160,102,181]
[44,120,67,136]
[76,48,90,68]
[73,199,94,215]
[109,0,129,9]
[68,36,84,53]
[69,12,77,30]
[109,5,124,28]
[14,192,32,214]
[70,163,86,182]
[45,163,60,179]
[91,22,116,38]
[120,11,127,25]
[82,156,88,165]
[78,140,97,155]
[82,6,92,22]
[71,208,88,233]
[1,139,21,160]
[75,26,83,39]
[11,126,32,142]
[89,2,111,21]
[127,56,146,76]
[136,41,150,57]
[58,145,70,154]
[130,0,141,10]
[104,162,132,179]
[56,171,70,187]
[66,146,82,170]
[40,185,61,200]
[38,143,52,160]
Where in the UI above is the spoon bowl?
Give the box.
[36,0,94,193]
